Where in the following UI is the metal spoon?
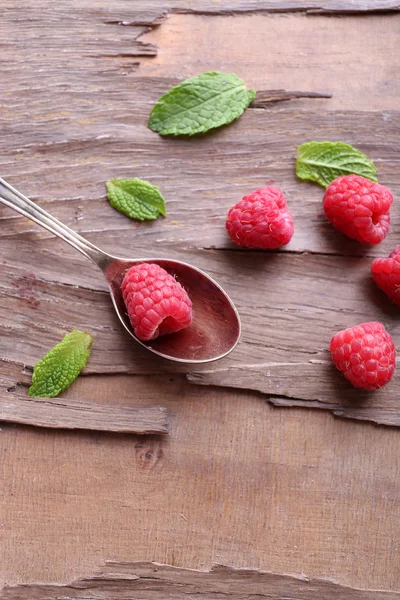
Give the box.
[0,178,241,363]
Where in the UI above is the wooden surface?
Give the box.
[1,1,400,597]
[3,562,400,600]
[0,393,169,435]
[142,13,400,111]
[2,375,400,592]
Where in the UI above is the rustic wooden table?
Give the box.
[1,1,400,598]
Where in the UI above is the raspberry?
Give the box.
[226,186,294,249]
[323,174,393,244]
[330,322,396,390]
[371,246,400,306]
[121,263,193,341]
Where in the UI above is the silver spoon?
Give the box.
[0,178,241,363]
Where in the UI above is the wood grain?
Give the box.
[1,7,400,427]
[140,13,400,110]
[0,359,169,434]
[2,561,400,600]
[1,99,399,259]
[167,1,400,13]
[0,394,169,434]
[3,242,400,426]
[1,373,400,591]
[1,0,400,596]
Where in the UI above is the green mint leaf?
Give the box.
[28,330,93,398]
[296,141,378,188]
[148,71,256,136]
[106,178,166,221]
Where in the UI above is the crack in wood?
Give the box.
[103,11,168,28]
[201,246,375,259]
[185,361,400,428]
[2,6,400,432]
[252,89,333,107]
[269,395,400,427]
[170,4,400,16]
[1,561,399,599]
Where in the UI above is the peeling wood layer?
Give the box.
[172,6,400,16]
[252,89,333,106]
[1,4,400,430]
[102,11,169,27]
[1,371,400,590]
[0,362,170,434]
[170,3,400,15]
[0,394,170,434]
[2,561,400,599]
[1,0,400,594]
[2,244,400,427]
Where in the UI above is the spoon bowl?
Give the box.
[104,256,240,363]
[0,178,241,363]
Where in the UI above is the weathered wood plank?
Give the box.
[140,13,400,111]
[2,561,400,599]
[0,395,169,435]
[2,243,400,426]
[167,1,400,13]
[4,0,400,22]
[1,106,399,260]
[1,1,400,594]
[0,361,169,433]
[1,370,400,590]
[1,7,400,430]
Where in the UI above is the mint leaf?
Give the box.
[106,178,166,221]
[28,330,93,398]
[148,71,256,136]
[296,141,378,188]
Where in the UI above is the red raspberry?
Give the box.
[323,175,393,244]
[121,263,193,341]
[330,322,396,390]
[226,186,294,249]
[371,247,400,306]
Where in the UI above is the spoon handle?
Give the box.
[0,178,110,268]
